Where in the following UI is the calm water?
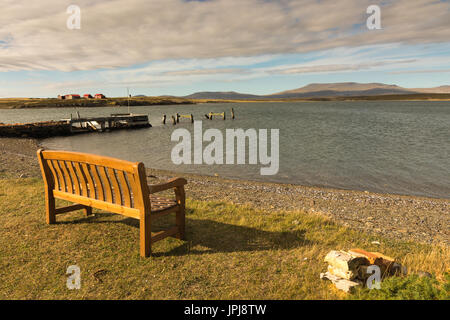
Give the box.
[1,101,449,199]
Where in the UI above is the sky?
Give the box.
[0,0,449,98]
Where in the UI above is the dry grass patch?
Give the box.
[0,178,448,299]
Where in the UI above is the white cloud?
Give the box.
[0,0,449,72]
[389,69,450,74]
[15,45,448,95]
[164,68,248,76]
[269,59,416,75]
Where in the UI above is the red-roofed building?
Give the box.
[94,94,106,99]
[83,94,93,99]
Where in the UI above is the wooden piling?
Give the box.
[177,114,195,123]
[77,111,82,128]
[231,108,235,120]
[208,112,225,120]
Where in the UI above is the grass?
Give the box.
[350,273,449,300]
[0,177,448,299]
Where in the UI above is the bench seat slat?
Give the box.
[82,163,96,199]
[90,165,105,201]
[53,160,67,192]
[117,170,132,208]
[67,161,81,195]
[47,159,60,191]
[108,168,122,205]
[59,161,73,194]
[73,162,89,197]
[99,166,113,203]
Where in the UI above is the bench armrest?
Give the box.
[148,177,187,194]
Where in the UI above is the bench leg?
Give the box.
[140,213,151,257]
[85,206,93,217]
[174,186,186,241]
[176,207,186,240]
[46,193,56,224]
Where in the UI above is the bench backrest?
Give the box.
[37,150,150,219]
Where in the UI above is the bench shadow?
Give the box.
[56,212,313,257]
[158,218,312,257]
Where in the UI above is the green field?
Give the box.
[0,97,198,109]
[1,93,449,110]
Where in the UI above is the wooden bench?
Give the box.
[37,149,187,257]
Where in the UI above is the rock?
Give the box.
[417,271,432,278]
[349,248,403,277]
[324,250,369,273]
[327,265,357,280]
[320,272,362,293]
[349,248,395,264]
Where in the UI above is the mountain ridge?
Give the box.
[178,83,450,100]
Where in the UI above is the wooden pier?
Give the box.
[64,113,151,133]
[0,114,151,138]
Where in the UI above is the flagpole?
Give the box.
[127,87,131,114]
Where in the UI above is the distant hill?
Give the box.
[268,88,414,99]
[412,85,450,94]
[183,91,263,100]
[178,83,450,100]
[268,82,419,98]
[291,83,450,97]
[271,82,407,95]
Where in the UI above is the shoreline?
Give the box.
[1,136,448,245]
[1,95,450,109]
